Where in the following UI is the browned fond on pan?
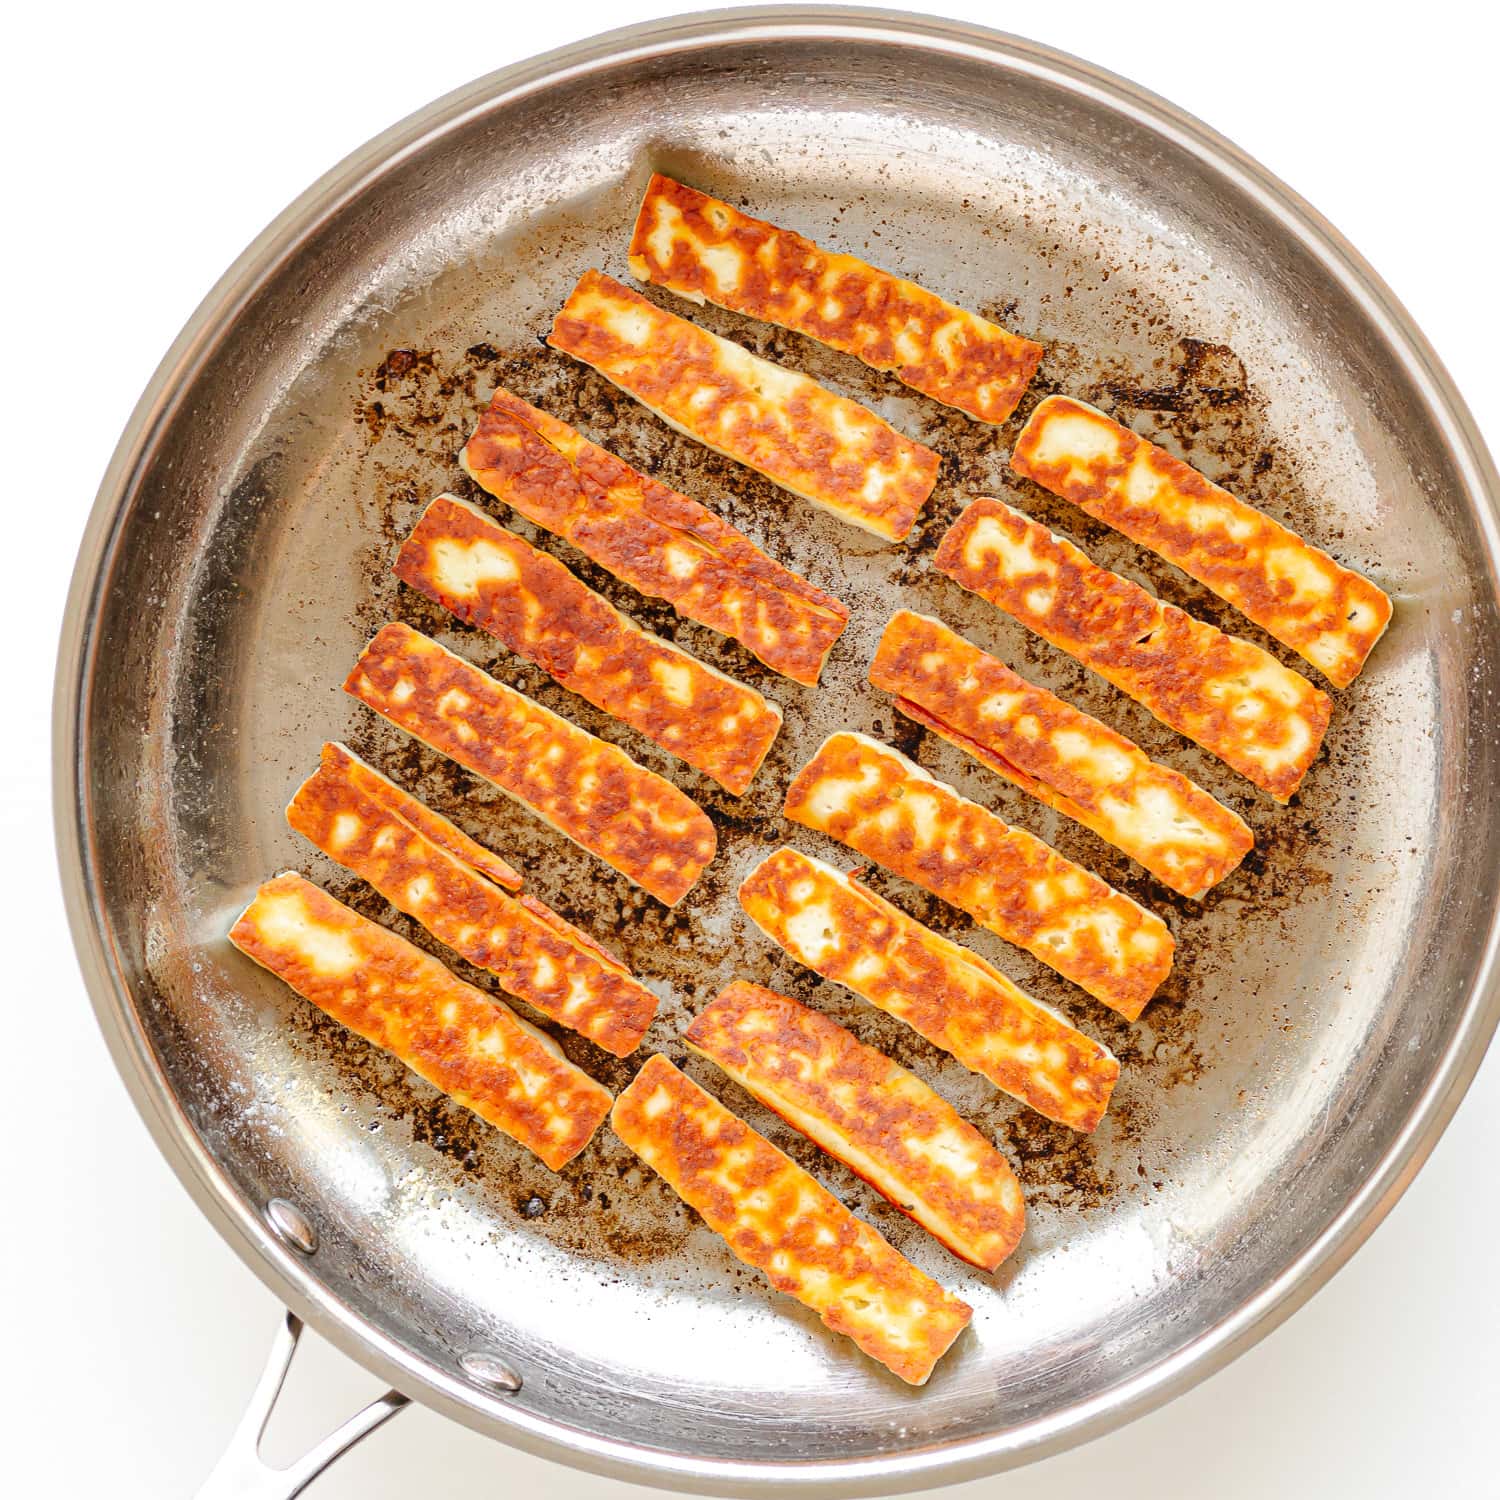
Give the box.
[344,622,716,906]
[934,497,1333,801]
[287,743,658,1056]
[685,980,1025,1270]
[230,873,613,1170]
[548,270,940,542]
[610,1054,972,1385]
[628,173,1044,424]
[1010,395,1392,688]
[394,494,782,795]
[784,731,1174,1020]
[738,847,1118,1131]
[461,386,849,687]
[870,610,1252,899]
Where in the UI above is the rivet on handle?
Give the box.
[264,1198,318,1256]
[460,1350,523,1395]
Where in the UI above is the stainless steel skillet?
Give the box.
[54,7,1500,1496]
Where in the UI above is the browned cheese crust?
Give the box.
[1011,396,1392,687]
[737,848,1118,1130]
[685,980,1025,1269]
[610,1055,972,1384]
[290,737,523,891]
[547,270,940,542]
[870,611,1252,899]
[934,498,1333,802]
[343,622,716,906]
[628,174,1044,424]
[229,873,612,1170]
[783,732,1173,1020]
[287,743,658,1056]
[461,387,849,686]
[395,495,782,795]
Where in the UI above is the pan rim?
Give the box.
[53,6,1500,1493]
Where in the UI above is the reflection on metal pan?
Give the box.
[54,8,1500,1496]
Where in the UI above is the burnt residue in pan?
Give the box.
[286,246,1376,1274]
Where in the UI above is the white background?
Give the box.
[7,2,1497,1494]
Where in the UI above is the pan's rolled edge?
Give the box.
[229,872,612,1170]
[685,979,1025,1270]
[286,743,658,1056]
[610,1054,972,1384]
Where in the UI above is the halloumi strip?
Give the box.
[309,739,627,975]
[548,270,940,542]
[287,743,658,1056]
[395,495,782,795]
[230,873,612,1170]
[629,174,1044,425]
[870,611,1252,899]
[344,623,716,906]
[292,735,524,892]
[685,981,1024,1270]
[738,848,1118,1132]
[784,733,1173,1020]
[935,498,1333,801]
[611,1055,971,1385]
[461,387,849,687]
[1011,395,1392,687]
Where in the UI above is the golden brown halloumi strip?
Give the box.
[870,611,1252,899]
[295,742,628,974]
[611,1055,971,1384]
[784,732,1173,1020]
[289,736,524,892]
[230,873,612,1170]
[1011,396,1392,687]
[738,848,1118,1131]
[287,743,658,1056]
[630,174,1044,425]
[685,981,1024,1270]
[548,270,940,542]
[395,495,782,795]
[935,498,1333,802]
[461,387,849,687]
[344,623,715,906]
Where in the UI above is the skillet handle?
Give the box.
[194,1310,409,1499]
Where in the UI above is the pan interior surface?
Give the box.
[65,14,1500,1490]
